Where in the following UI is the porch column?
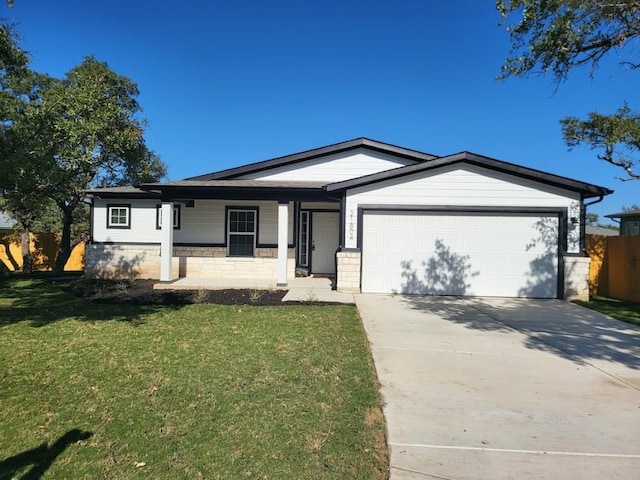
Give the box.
[277,201,289,286]
[160,201,174,282]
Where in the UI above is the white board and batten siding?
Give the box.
[238,148,416,182]
[92,199,295,245]
[343,164,581,252]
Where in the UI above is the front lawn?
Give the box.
[574,295,640,327]
[0,278,387,479]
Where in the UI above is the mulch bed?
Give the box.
[64,278,289,306]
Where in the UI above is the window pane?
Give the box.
[229,234,254,256]
[109,207,128,226]
[173,207,180,228]
[298,212,309,266]
[229,210,255,233]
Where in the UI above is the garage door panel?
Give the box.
[361,211,558,298]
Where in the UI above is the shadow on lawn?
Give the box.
[400,296,640,370]
[0,429,92,480]
[0,278,171,327]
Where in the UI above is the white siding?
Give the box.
[238,148,416,182]
[344,164,581,252]
[93,199,294,245]
[92,199,160,244]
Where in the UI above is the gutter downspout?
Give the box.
[582,194,605,253]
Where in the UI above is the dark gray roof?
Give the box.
[142,180,327,190]
[185,137,438,181]
[85,142,613,201]
[86,186,159,198]
[325,151,613,198]
[605,209,640,218]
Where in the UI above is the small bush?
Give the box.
[192,288,210,304]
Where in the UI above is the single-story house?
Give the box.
[605,209,640,236]
[86,138,612,300]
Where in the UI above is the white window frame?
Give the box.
[156,204,181,230]
[227,208,257,257]
[107,204,131,229]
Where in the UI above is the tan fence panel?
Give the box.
[585,234,608,296]
[596,235,640,302]
[0,232,85,272]
[603,235,640,302]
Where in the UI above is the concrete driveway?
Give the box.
[356,295,640,480]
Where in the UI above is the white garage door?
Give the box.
[361,210,559,298]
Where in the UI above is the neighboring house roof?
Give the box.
[185,137,439,180]
[605,209,640,219]
[585,225,618,236]
[0,211,14,230]
[325,151,612,198]
[85,186,160,198]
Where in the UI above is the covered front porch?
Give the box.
[142,179,343,288]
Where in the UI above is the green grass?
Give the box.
[574,295,640,327]
[0,278,387,479]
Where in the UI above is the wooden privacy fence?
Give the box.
[0,232,85,272]
[586,234,640,302]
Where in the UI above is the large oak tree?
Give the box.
[0,23,166,274]
[498,0,640,180]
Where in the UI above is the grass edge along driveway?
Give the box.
[574,295,640,327]
[0,278,388,479]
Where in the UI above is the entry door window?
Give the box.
[227,209,257,256]
[298,211,309,266]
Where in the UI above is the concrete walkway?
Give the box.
[356,294,640,480]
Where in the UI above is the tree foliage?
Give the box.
[622,203,640,211]
[498,0,640,181]
[498,0,640,82]
[0,25,166,274]
[561,103,640,180]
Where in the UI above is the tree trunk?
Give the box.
[53,204,74,275]
[0,258,10,278]
[21,229,32,274]
[0,237,20,270]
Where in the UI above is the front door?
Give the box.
[311,212,339,274]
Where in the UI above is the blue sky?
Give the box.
[5,0,638,220]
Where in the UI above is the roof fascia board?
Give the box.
[154,187,330,202]
[139,185,329,202]
[605,210,640,218]
[86,191,160,199]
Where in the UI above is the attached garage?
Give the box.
[326,150,612,300]
[360,208,562,298]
